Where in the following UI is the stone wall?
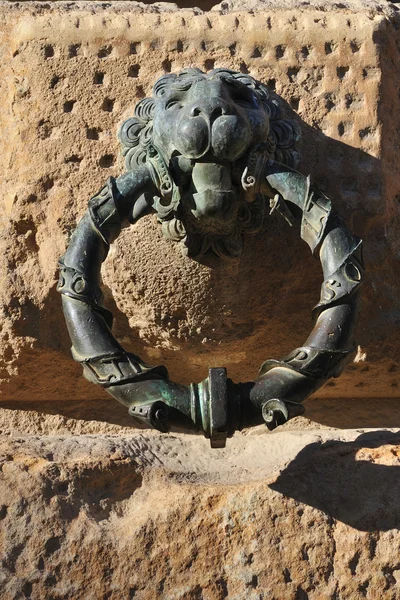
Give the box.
[2,1,400,598]
[1,1,400,410]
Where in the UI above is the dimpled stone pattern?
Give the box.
[0,2,399,409]
[2,3,400,600]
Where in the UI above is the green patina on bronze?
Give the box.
[58,68,364,447]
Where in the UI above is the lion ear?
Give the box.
[134,97,155,121]
[118,116,153,171]
[232,73,258,88]
[178,67,204,77]
[153,73,177,97]
[232,73,271,107]
[118,117,147,148]
[268,117,301,169]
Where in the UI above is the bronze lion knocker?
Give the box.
[58,68,364,447]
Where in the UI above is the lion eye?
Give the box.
[165,99,182,110]
[235,91,259,109]
[235,98,256,109]
[223,79,259,109]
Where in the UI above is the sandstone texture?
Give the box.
[1,2,400,598]
[2,427,400,599]
[0,1,399,410]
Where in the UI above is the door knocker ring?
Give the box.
[58,68,364,447]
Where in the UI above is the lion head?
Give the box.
[119,68,299,259]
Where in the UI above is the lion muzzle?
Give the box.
[176,111,252,161]
[191,189,237,223]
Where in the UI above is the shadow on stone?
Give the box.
[0,399,136,429]
[2,90,399,420]
[270,430,400,531]
[305,397,400,430]
[39,458,144,522]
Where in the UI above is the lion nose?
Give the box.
[190,105,228,120]
[190,106,202,117]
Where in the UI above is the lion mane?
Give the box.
[118,68,300,259]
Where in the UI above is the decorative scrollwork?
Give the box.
[78,351,168,387]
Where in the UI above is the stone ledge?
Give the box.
[1,396,400,435]
[1,428,400,599]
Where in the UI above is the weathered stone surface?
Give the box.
[0,3,399,598]
[2,427,400,599]
[2,395,400,436]
[1,3,400,599]
[0,1,399,408]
